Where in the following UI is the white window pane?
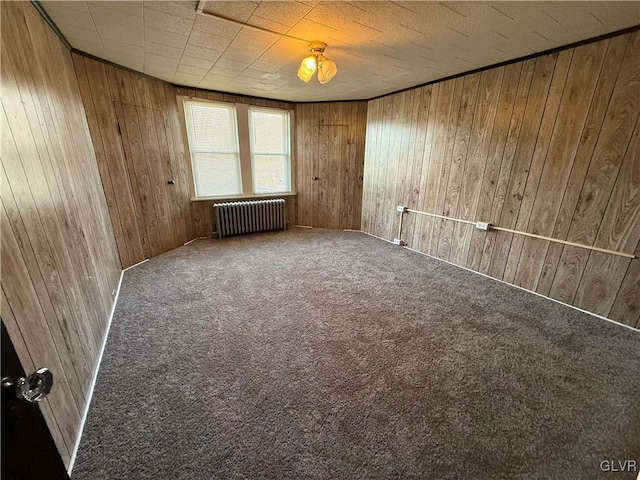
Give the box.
[251,110,287,154]
[184,100,242,198]
[253,155,289,194]
[188,103,236,153]
[192,153,242,196]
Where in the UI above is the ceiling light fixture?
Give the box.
[297,41,337,84]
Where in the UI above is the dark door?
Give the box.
[1,320,69,480]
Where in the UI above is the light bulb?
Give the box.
[297,55,317,83]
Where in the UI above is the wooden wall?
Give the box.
[1,1,121,467]
[73,54,196,268]
[294,102,368,230]
[73,55,297,268]
[361,31,640,328]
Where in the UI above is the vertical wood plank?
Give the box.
[498,52,564,284]
[477,62,524,274]
[120,103,163,257]
[457,67,503,267]
[487,58,536,278]
[440,73,480,264]
[431,76,464,256]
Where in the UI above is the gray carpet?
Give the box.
[72,228,640,480]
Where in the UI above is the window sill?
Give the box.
[190,192,297,202]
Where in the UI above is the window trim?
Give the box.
[178,96,296,201]
[183,99,243,197]
[248,106,292,195]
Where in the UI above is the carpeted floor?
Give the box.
[72,228,640,480]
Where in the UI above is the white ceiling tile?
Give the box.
[192,14,242,38]
[95,1,142,17]
[104,41,144,58]
[144,1,198,20]
[260,37,308,62]
[89,5,143,45]
[286,18,338,44]
[336,2,413,31]
[188,30,235,51]
[231,26,280,50]
[145,27,189,49]
[173,72,206,85]
[246,15,290,35]
[213,55,252,72]
[176,63,210,76]
[53,23,102,47]
[241,67,274,80]
[143,8,194,36]
[88,4,139,25]
[179,55,215,71]
[145,54,180,69]
[198,78,232,91]
[218,50,261,65]
[95,28,143,48]
[221,27,280,62]
[251,1,313,27]
[44,7,93,30]
[145,42,184,60]
[201,1,259,23]
[144,66,176,82]
[249,58,288,75]
[205,66,241,79]
[183,45,224,62]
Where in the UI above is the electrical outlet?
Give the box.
[397,205,407,213]
[476,222,491,231]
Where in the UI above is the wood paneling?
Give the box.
[73,63,302,267]
[74,55,194,268]
[294,102,367,230]
[1,1,121,467]
[361,31,640,328]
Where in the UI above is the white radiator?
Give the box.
[213,199,286,238]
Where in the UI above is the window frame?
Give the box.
[248,106,292,195]
[179,96,295,201]
[183,99,243,198]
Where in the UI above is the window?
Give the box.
[183,99,292,199]
[183,101,241,197]
[249,107,291,194]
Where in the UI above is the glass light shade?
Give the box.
[317,58,337,84]
[297,55,317,83]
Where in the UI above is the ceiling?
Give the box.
[39,1,640,102]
